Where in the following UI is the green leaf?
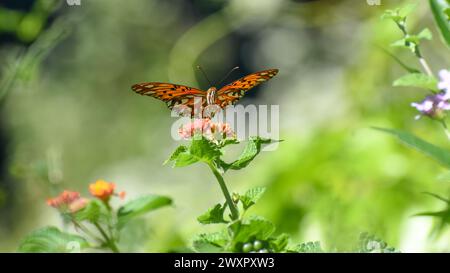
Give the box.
[117,195,172,228]
[430,0,450,47]
[193,231,229,253]
[230,216,275,250]
[417,28,433,40]
[165,145,199,167]
[268,233,290,252]
[358,233,399,253]
[73,200,101,223]
[240,187,266,210]
[164,145,188,165]
[393,73,438,91]
[381,9,403,22]
[380,47,420,73]
[218,138,240,148]
[165,138,221,168]
[190,137,222,162]
[228,137,277,170]
[18,226,89,253]
[374,127,450,169]
[290,241,323,253]
[197,203,228,224]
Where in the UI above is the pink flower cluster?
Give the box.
[46,190,88,213]
[178,119,235,141]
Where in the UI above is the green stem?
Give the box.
[208,163,239,221]
[94,222,119,253]
[72,220,103,243]
[396,21,433,76]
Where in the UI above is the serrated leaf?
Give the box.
[268,233,290,252]
[165,138,221,168]
[430,0,450,47]
[290,241,323,253]
[374,127,450,169]
[18,226,89,253]
[240,187,266,210]
[117,195,172,229]
[393,73,438,91]
[219,138,240,148]
[358,233,399,253]
[231,216,275,249]
[197,203,228,224]
[190,137,222,162]
[192,231,229,253]
[228,137,277,170]
[164,145,188,165]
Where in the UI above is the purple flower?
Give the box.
[411,93,450,120]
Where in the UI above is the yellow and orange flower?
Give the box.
[89,179,125,201]
[47,190,88,213]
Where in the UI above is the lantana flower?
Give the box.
[47,190,88,213]
[89,179,125,201]
[178,118,235,141]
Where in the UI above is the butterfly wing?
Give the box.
[215,69,278,108]
[131,82,206,113]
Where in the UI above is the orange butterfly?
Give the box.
[131,68,278,116]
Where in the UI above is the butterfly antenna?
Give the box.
[217,66,240,86]
[197,65,213,86]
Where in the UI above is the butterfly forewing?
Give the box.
[215,69,279,108]
[131,82,206,111]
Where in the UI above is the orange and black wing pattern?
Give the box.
[215,69,278,108]
[131,82,206,111]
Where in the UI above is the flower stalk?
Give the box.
[208,162,239,221]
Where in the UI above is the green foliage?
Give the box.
[165,137,221,167]
[415,192,450,233]
[117,195,172,229]
[290,241,323,253]
[393,73,438,91]
[239,187,266,210]
[357,233,399,253]
[18,227,89,253]
[230,216,276,249]
[226,137,278,171]
[390,28,433,55]
[166,136,277,172]
[381,4,417,23]
[193,185,297,253]
[268,233,290,252]
[430,0,450,47]
[381,48,420,73]
[73,200,102,223]
[192,231,229,253]
[197,203,228,224]
[374,127,450,169]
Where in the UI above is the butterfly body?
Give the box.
[132,68,278,116]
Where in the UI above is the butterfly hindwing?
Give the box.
[215,69,278,108]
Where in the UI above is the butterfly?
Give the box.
[131,68,279,117]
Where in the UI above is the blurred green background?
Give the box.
[1,0,450,252]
